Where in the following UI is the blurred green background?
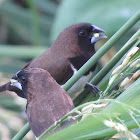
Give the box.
[0,0,139,139]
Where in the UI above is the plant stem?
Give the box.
[75,29,140,105]
[38,99,114,139]
[12,123,30,140]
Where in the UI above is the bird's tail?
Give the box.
[0,82,10,92]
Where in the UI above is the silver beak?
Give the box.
[91,25,107,44]
[10,79,22,90]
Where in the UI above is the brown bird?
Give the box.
[0,23,107,98]
[10,68,75,137]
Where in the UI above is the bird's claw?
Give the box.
[84,82,100,97]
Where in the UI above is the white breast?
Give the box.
[66,64,92,97]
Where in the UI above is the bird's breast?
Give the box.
[64,63,92,96]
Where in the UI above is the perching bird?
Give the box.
[0,23,107,97]
[10,68,75,137]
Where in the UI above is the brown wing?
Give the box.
[26,88,75,137]
[23,47,74,85]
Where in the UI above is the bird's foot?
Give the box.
[84,82,100,97]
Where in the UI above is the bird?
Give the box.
[0,23,107,98]
[10,68,76,137]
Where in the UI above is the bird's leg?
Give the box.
[84,82,100,97]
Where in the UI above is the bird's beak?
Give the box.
[10,79,22,90]
[91,25,107,44]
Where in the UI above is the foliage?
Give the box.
[0,0,140,140]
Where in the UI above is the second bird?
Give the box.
[10,68,75,137]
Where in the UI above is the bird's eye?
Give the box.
[79,30,87,37]
[20,76,26,83]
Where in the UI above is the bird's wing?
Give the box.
[26,89,74,137]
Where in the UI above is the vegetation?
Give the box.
[0,0,139,140]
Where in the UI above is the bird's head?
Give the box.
[10,68,55,99]
[53,23,107,54]
[10,70,28,98]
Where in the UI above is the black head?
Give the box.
[53,23,107,55]
[74,23,107,51]
[10,70,29,98]
[10,68,54,99]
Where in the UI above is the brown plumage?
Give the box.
[10,68,75,137]
[0,23,107,97]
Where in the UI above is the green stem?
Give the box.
[102,55,140,96]
[12,123,30,140]
[38,99,114,139]
[91,29,140,85]
[75,29,140,105]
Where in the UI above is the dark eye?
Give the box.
[20,76,26,83]
[79,30,87,37]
